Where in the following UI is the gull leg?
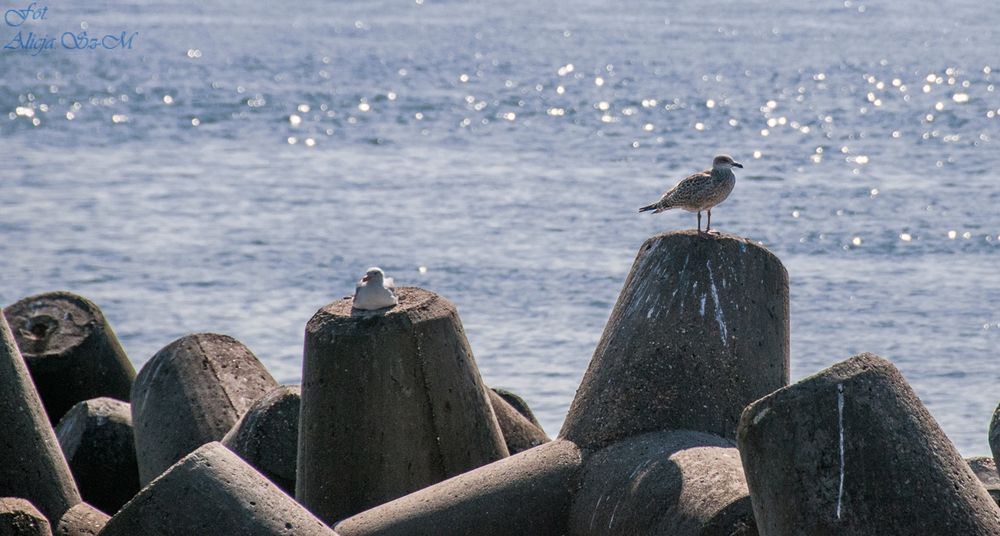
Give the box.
[706,209,719,236]
[697,211,702,233]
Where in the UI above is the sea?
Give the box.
[2,0,999,455]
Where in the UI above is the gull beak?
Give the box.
[361,275,370,282]
[733,162,744,168]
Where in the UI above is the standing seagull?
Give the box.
[353,267,398,310]
[638,154,743,235]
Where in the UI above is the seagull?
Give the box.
[638,154,743,235]
[352,267,398,310]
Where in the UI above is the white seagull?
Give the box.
[352,267,398,310]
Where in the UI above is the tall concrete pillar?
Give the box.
[567,430,757,535]
[297,288,508,524]
[131,333,277,485]
[99,443,335,536]
[738,353,1000,535]
[0,316,81,523]
[561,231,789,449]
[3,292,135,424]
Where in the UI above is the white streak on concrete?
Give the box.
[589,495,604,530]
[837,383,845,520]
[609,497,622,529]
[699,294,706,317]
[752,407,770,425]
[706,260,728,347]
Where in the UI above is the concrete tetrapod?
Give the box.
[53,503,108,536]
[0,316,81,523]
[567,430,757,536]
[55,398,139,515]
[491,387,543,428]
[222,385,300,495]
[99,442,336,536]
[0,498,51,536]
[989,402,1000,474]
[967,457,1000,507]
[488,388,550,454]
[738,353,1000,535]
[561,231,789,449]
[335,439,583,536]
[131,333,278,486]
[3,292,135,424]
[298,288,509,524]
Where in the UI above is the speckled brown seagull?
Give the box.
[638,154,742,235]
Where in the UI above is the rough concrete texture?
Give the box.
[0,317,81,523]
[55,398,139,515]
[222,385,300,495]
[567,430,757,536]
[491,387,543,428]
[131,333,277,486]
[53,503,108,536]
[335,440,583,536]
[989,403,1000,475]
[3,291,135,424]
[738,353,1000,535]
[968,456,1000,507]
[561,231,789,449]
[0,498,51,536]
[298,288,509,523]
[488,389,550,454]
[100,443,335,536]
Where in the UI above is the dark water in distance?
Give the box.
[2,0,1000,454]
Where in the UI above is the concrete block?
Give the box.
[488,389,549,454]
[100,443,335,536]
[968,456,1000,507]
[568,430,757,535]
[131,333,277,486]
[491,387,543,428]
[0,316,80,523]
[55,398,139,515]
[561,231,789,449]
[53,503,107,536]
[3,292,134,424]
[738,353,1000,535]
[297,288,508,523]
[0,498,50,536]
[222,385,300,495]
[335,440,582,536]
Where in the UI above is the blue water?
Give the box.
[2,0,999,455]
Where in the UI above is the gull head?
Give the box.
[362,267,386,285]
[712,154,743,169]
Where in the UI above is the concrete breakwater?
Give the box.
[0,230,996,535]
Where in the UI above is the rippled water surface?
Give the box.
[3,0,999,454]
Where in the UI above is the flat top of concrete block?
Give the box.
[0,497,45,515]
[309,287,452,329]
[642,229,783,267]
[3,291,100,356]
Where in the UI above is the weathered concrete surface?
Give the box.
[488,389,550,454]
[335,440,583,536]
[3,292,135,424]
[968,456,1000,507]
[222,385,300,495]
[491,387,543,428]
[561,231,789,449]
[55,398,139,515]
[298,288,508,523]
[989,403,1000,475]
[0,498,51,536]
[53,503,108,536]
[131,333,278,486]
[738,353,1000,535]
[100,443,335,536]
[568,430,757,536]
[0,317,81,523]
